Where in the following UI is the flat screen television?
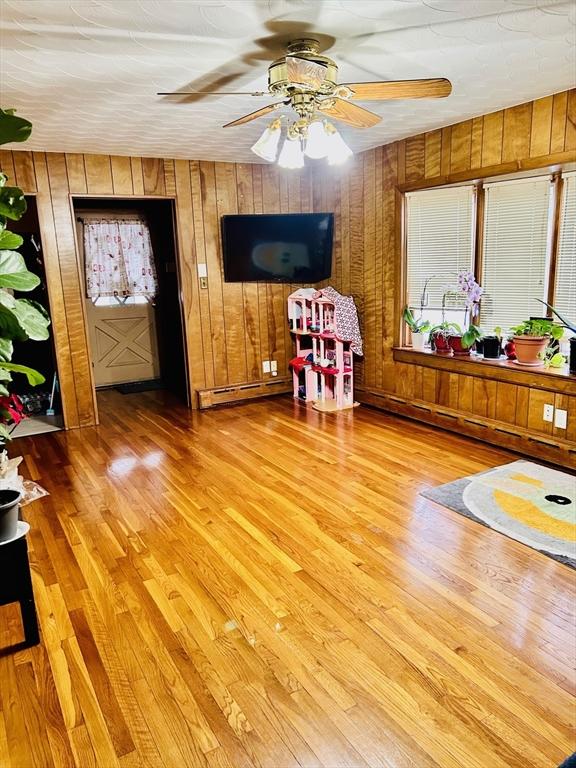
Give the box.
[221,212,333,283]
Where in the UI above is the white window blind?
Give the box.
[481,176,552,332]
[554,171,576,330]
[406,186,475,315]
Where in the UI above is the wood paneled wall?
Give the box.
[2,87,574,457]
[0,151,313,427]
[310,88,576,466]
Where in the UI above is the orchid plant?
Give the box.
[454,270,483,348]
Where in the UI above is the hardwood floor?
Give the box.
[1,391,574,768]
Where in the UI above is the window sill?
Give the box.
[393,347,576,395]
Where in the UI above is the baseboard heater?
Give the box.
[198,377,292,409]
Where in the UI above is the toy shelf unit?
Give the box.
[288,288,361,413]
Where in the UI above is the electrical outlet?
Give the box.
[270,360,277,373]
[543,404,554,422]
[554,408,567,429]
[262,360,270,373]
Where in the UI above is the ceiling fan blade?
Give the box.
[158,91,267,96]
[318,98,381,128]
[223,103,284,128]
[341,78,452,101]
[286,56,327,90]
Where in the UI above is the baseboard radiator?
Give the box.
[356,386,576,470]
[197,377,292,410]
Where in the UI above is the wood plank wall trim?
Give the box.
[396,149,576,193]
[357,388,576,470]
[393,349,576,396]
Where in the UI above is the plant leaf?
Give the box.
[0,109,32,146]
[0,250,40,291]
[0,187,27,220]
[0,337,13,362]
[0,422,11,439]
[536,299,576,333]
[12,299,50,341]
[0,230,23,250]
[0,362,45,385]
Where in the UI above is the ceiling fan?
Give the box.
[159,38,452,166]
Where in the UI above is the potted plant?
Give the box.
[402,306,430,351]
[538,301,576,375]
[449,324,483,357]
[481,326,503,359]
[509,318,564,367]
[447,271,483,357]
[429,321,461,355]
[0,108,51,540]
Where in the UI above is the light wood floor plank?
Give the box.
[0,390,573,767]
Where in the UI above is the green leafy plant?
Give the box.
[541,349,566,368]
[461,324,483,349]
[429,321,462,339]
[402,306,431,334]
[510,318,564,340]
[0,108,50,442]
[536,300,576,334]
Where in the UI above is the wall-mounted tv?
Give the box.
[221,213,333,283]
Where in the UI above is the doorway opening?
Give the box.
[73,198,189,408]
[10,196,63,438]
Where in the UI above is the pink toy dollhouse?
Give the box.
[288,287,363,412]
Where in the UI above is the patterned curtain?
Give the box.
[83,219,158,299]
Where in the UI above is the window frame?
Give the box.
[400,166,574,347]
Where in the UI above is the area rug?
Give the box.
[421,460,576,568]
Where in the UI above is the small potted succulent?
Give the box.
[402,306,430,351]
[509,318,564,366]
[429,321,461,355]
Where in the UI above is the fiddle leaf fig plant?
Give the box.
[0,108,50,438]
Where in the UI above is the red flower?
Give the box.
[0,394,26,426]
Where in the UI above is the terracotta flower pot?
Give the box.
[448,335,471,357]
[513,335,549,366]
[431,332,452,355]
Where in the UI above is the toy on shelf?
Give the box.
[288,287,363,412]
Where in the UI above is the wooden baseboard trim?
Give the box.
[356,387,576,469]
[197,378,292,409]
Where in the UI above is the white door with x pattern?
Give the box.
[87,301,160,387]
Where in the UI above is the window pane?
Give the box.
[554,172,576,336]
[406,186,474,316]
[481,177,552,333]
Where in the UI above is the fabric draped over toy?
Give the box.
[312,287,363,356]
[83,219,158,300]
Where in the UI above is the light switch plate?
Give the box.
[262,360,270,373]
[543,404,554,422]
[270,360,277,373]
[554,408,567,429]
[197,263,207,278]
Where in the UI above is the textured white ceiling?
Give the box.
[1,0,574,162]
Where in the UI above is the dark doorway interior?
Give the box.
[9,197,63,436]
[73,197,189,406]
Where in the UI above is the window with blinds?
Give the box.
[480,177,553,333]
[555,171,576,334]
[406,186,474,326]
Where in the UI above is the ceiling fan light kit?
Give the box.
[277,133,305,169]
[161,37,452,170]
[250,118,282,161]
